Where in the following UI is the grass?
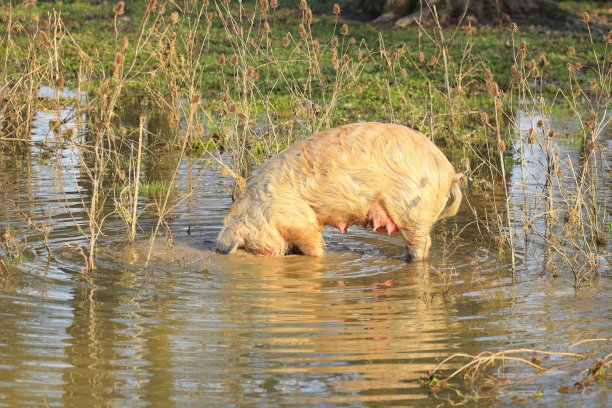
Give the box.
[139,180,171,198]
[0,0,610,283]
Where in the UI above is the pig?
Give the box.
[216,122,462,261]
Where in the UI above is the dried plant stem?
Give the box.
[431,338,611,383]
[129,116,145,242]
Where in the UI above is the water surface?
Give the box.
[0,103,610,407]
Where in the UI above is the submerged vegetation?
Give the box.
[0,0,610,278]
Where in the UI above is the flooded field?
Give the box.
[0,99,610,407]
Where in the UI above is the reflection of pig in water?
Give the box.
[217,122,463,261]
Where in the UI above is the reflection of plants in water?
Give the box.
[0,201,52,266]
[0,227,25,264]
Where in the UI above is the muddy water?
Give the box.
[0,104,610,406]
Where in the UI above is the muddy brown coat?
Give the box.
[217,122,462,261]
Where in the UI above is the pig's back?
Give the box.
[247,122,456,200]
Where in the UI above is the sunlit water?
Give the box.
[0,100,610,406]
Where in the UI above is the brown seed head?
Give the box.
[283,33,290,48]
[480,112,489,124]
[529,60,535,69]
[489,82,499,97]
[537,119,543,128]
[147,0,157,10]
[230,54,238,65]
[400,68,408,78]
[121,36,129,49]
[62,127,75,140]
[312,39,320,50]
[247,66,259,79]
[113,1,125,15]
[349,37,356,45]
[510,22,518,32]
[299,24,307,39]
[218,53,226,65]
[271,0,278,9]
[259,0,268,10]
[531,66,539,77]
[498,140,506,152]
[40,31,51,47]
[48,119,60,131]
[333,3,341,15]
[195,123,204,134]
[606,30,612,45]
[220,165,231,176]
[263,21,271,33]
[299,0,307,11]
[340,24,348,36]
[582,12,590,24]
[331,35,338,47]
[418,51,425,63]
[511,65,521,81]
[567,46,575,55]
[100,81,109,96]
[119,127,128,137]
[538,55,547,66]
[168,11,179,25]
[547,129,554,138]
[190,93,201,105]
[115,52,124,66]
[305,8,313,24]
